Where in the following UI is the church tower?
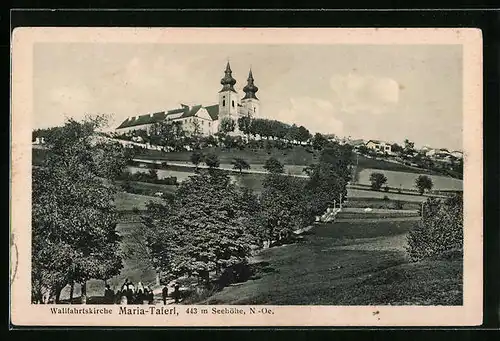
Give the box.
[241,68,260,118]
[218,61,240,121]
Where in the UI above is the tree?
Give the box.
[219,117,236,134]
[32,116,124,304]
[237,115,252,138]
[391,143,404,154]
[369,172,388,191]
[263,157,284,174]
[311,133,328,150]
[404,139,415,154]
[406,194,463,261]
[260,174,312,246]
[286,124,299,143]
[304,145,352,216]
[205,153,220,169]
[297,126,311,144]
[231,158,250,174]
[149,120,186,148]
[190,150,204,169]
[415,175,433,194]
[141,171,253,284]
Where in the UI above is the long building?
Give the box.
[115,62,260,136]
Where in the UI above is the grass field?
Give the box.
[357,168,463,191]
[343,197,421,211]
[114,191,163,211]
[200,219,462,305]
[356,154,435,174]
[137,146,319,166]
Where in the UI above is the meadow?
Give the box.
[357,168,463,191]
[200,220,462,305]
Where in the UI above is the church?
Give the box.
[115,62,260,136]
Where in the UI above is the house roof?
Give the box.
[179,105,202,119]
[366,139,387,145]
[116,104,219,129]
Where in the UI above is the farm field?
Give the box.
[358,168,463,191]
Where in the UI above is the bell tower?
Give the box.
[241,68,260,118]
[218,61,239,121]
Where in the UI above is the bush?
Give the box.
[369,172,387,191]
[406,195,463,262]
[394,201,404,210]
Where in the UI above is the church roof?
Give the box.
[116,104,219,129]
[204,104,219,120]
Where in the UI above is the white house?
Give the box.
[366,140,392,154]
[450,150,463,159]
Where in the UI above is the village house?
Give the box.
[365,140,393,155]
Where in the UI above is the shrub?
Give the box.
[415,175,433,195]
[394,201,404,210]
[406,195,463,262]
[369,172,387,191]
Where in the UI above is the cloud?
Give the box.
[330,73,400,115]
[276,96,344,136]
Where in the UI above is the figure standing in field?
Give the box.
[173,283,181,304]
[143,287,150,304]
[104,284,114,304]
[120,289,128,305]
[162,285,169,305]
[147,286,154,304]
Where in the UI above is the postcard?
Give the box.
[10,27,483,327]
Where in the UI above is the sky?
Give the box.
[33,43,463,151]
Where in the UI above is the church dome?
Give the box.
[242,69,259,100]
[220,62,237,92]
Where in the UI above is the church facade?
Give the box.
[115,62,260,136]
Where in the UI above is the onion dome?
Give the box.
[242,69,259,100]
[220,61,237,93]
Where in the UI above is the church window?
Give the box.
[223,100,226,106]
[232,100,235,108]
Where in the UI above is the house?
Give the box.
[426,148,451,159]
[365,140,392,154]
[450,150,463,159]
[115,104,220,136]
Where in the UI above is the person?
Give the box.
[121,278,129,293]
[104,284,114,304]
[126,285,134,305]
[142,288,150,304]
[120,289,128,305]
[135,289,144,304]
[173,283,181,304]
[145,286,154,304]
[162,285,169,305]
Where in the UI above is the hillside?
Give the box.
[134,145,319,166]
